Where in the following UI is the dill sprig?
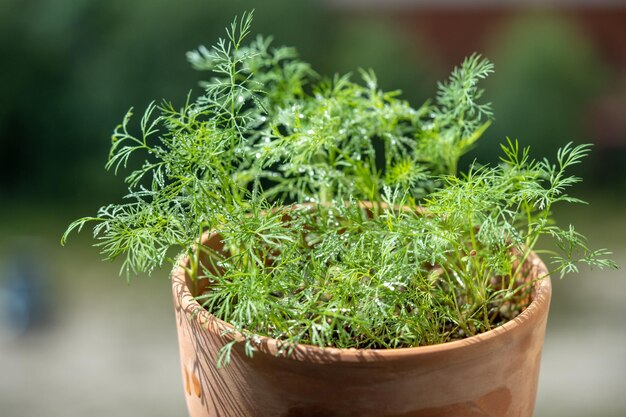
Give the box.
[63,12,617,363]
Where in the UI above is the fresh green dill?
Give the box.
[62,11,617,362]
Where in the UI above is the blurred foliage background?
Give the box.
[1,1,625,416]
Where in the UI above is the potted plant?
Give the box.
[62,12,616,417]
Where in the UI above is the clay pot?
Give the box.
[172,233,551,417]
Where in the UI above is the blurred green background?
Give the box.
[1,1,625,416]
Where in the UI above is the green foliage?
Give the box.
[480,13,610,164]
[63,12,617,362]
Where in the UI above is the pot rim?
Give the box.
[171,245,551,362]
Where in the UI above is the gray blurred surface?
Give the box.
[0,197,624,417]
[534,197,626,417]
[0,246,184,417]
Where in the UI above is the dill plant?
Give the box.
[63,12,617,364]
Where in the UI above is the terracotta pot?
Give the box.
[172,233,551,417]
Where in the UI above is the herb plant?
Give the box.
[63,12,616,365]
